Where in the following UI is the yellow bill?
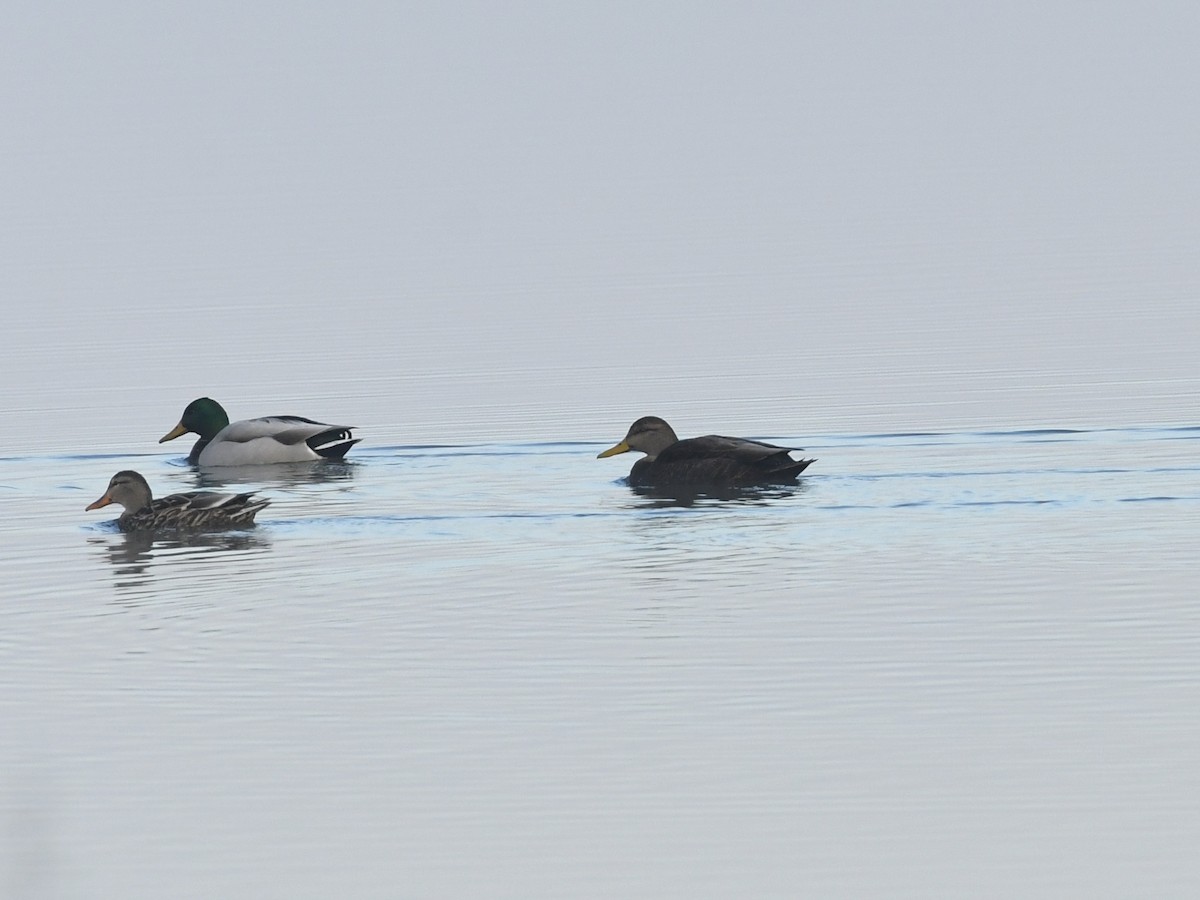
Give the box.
[159,423,189,443]
[597,440,631,459]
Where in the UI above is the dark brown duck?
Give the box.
[597,416,816,487]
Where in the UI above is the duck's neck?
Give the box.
[188,437,210,464]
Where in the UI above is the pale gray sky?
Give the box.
[5,2,1198,446]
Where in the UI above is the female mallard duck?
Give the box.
[597,416,815,487]
[86,470,269,531]
[160,397,360,465]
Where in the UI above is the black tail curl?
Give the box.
[307,428,360,460]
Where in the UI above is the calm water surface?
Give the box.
[8,4,1200,895]
[3,424,1198,897]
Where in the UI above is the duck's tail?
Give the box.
[306,427,361,460]
[772,457,817,481]
[230,494,271,525]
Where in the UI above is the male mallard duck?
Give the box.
[86,470,270,531]
[160,397,360,465]
[597,416,816,487]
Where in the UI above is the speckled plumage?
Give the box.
[86,470,269,531]
[598,416,816,487]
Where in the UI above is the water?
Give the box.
[7,3,1200,894]
[4,424,1199,897]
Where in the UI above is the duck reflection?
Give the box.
[188,459,358,490]
[87,528,271,596]
[623,479,811,510]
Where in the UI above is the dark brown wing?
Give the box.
[656,434,801,466]
[637,435,815,486]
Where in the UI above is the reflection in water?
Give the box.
[86,529,271,597]
[188,459,359,489]
[619,483,809,603]
[624,479,811,509]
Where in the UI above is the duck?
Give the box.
[86,470,270,531]
[160,397,360,465]
[597,416,815,487]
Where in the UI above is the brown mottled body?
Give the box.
[86,470,269,531]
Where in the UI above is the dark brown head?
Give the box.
[597,416,681,461]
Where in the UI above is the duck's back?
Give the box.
[199,416,358,465]
[121,491,268,530]
[633,434,813,486]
